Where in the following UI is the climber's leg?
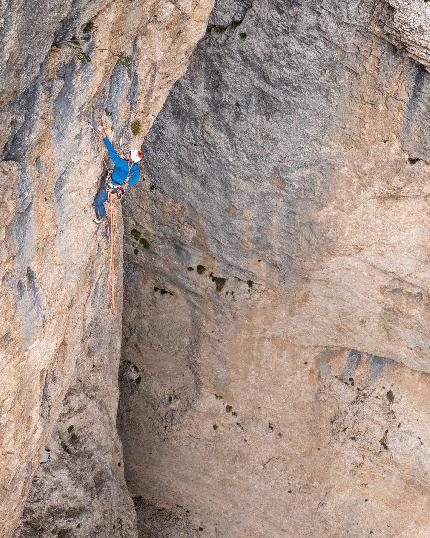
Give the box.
[94,187,108,220]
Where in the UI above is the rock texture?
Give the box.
[120,0,430,536]
[0,1,212,536]
[373,0,430,67]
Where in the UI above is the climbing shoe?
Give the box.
[94,217,105,224]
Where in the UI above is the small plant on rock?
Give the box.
[118,52,132,67]
[139,237,150,249]
[70,35,81,46]
[131,119,141,136]
[77,50,91,64]
[131,229,141,240]
[210,274,227,292]
[82,20,95,33]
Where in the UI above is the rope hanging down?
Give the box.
[108,188,116,315]
[90,123,117,316]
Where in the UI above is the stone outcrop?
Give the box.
[373,0,430,68]
[120,0,430,535]
[0,0,212,536]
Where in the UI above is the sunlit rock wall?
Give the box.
[0,0,213,536]
[121,0,430,535]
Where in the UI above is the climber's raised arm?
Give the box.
[102,136,122,167]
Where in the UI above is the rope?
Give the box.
[108,189,116,315]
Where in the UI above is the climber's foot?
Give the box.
[94,217,105,224]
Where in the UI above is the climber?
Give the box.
[93,127,142,224]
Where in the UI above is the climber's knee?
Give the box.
[94,188,108,219]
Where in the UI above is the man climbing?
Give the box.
[93,127,142,223]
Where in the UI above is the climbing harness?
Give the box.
[106,160,132,199]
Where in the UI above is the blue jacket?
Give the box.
[103,137,140,187]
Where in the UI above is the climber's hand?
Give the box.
[98,127,107,138]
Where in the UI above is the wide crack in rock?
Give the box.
[120,0,430,536]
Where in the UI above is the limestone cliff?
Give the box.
[120,0,430,536]
[0,1,212,536]
[4,0,430,536]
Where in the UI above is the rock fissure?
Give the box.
[119,0,430,536]
[5,0,430,536]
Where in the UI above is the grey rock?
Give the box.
[121,0,430,536]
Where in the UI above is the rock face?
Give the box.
[18,222,136,537]
[373,0,430,68]
[0,1,212,536]
[120,0,430,536]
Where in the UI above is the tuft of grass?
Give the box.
[247,280,254,288]
[105,108,112,117]
[131,229,141,240]
[211,275,227,292]
[118,52,132,67]
[154,286,174,296]
[139,237,150,249]
[213,424,218,430]
[239,32,247,40]
[76,51,91,64]
[187,267,194,271]
[67,425,74,433]
[131,119,141,136]
[70,35,80,46]
[231,21,241,29]
[207,24,227,33]
[196,265,206,274]
[82,20,95,33]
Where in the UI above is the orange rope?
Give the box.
[108,189,116,315]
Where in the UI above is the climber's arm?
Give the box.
[102,137,122,167]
